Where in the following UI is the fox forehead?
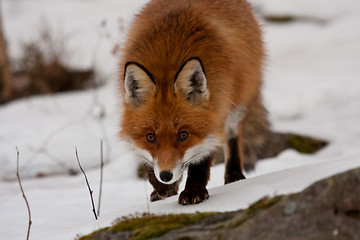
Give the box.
[126,107,198,137]
[125,103,218,138]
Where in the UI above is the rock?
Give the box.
[156,167,360,240]
[215,167,360,240]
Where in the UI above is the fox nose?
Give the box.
[159,171,173,182]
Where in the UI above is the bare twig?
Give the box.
[16,147,32,240]
[97,140,104,217]
[75,147,98,220]
[143,179,150,214]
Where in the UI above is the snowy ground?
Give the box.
[1,0,360,239]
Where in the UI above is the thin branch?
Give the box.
[75,147,98,220]
[16,147,32,240]
[143,178,150,214]
[97,140,104,217]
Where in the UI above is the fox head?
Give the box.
[120,58,222,184]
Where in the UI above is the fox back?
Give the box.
[119,0,269,204]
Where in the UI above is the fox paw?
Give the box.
[225,171,246,184]
[150,189,177,202]
[178,187,209,205]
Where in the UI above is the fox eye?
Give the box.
[146,133,156,144]
[178,130,189,142]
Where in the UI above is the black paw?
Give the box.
[150,188,177,202]
[178,187,209,205]
[225,171,246,184]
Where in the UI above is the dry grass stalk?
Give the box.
[16,147,32,240]
[75,147,98,220]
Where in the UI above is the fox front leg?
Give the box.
[147,167,179,201]
[178,154,213,205]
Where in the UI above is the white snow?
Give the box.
[1,0,360,239]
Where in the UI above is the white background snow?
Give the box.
[1,0,360,239]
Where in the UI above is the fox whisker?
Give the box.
[136,155,154,167]
[182,152,203,167]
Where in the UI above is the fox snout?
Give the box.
[159,171,173,182]
[153,160,184,184]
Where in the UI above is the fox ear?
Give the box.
[174,58,209,105]
[124,62,155,107]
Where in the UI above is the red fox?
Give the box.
[119,0,270,205]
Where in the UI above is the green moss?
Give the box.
[77,227,109,240]
[221,196,282,229]
[248,195,282,212]
[81,212,215,240]
[286,134,327,154]
[111,212,215,240]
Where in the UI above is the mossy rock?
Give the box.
[258,132,328,159]
[213,196,282,229]
[78,197,281,240]
[79,212,216,240]
[286,134,328,154]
